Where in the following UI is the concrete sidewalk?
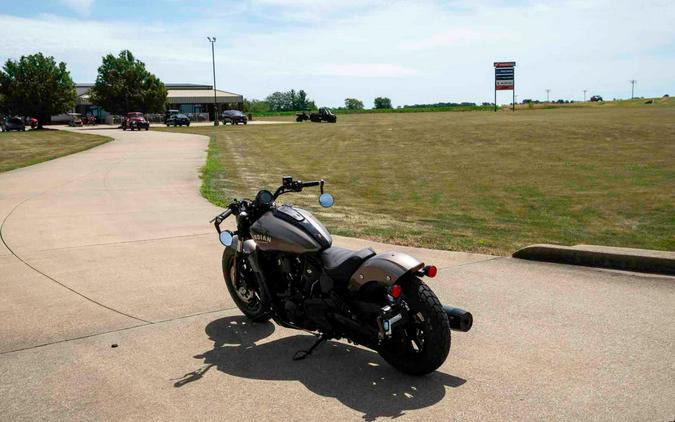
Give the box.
[1,128,673,421]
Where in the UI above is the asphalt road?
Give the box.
[1,128,673,421]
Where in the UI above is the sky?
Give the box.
[0,0,674,107]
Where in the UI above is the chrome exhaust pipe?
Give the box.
[444,306,473,332]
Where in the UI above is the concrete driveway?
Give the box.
[1,128,673,421]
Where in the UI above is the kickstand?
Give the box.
[293,334,328,361]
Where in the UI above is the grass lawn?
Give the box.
[159,105,675,255]
[0,129,111,173]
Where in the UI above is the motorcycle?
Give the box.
[211,177,473,375]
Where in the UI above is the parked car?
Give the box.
[166,113,190,127]
[121,112,149,131]
[165,109,179,122]
[310,107,337,123]
[1,116,26,132]
[221,110,247,125]
[590,95,603,102]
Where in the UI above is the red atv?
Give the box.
[82,115,97,126]
[121,112,150,131]
[26,117,38,129]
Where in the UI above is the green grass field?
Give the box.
[161,104,675,255]
[0,129,111,173]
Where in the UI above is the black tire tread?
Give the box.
[379,276,450,375]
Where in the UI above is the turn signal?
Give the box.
[390,284,402,298]
[424,265,438,278]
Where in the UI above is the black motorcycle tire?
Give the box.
[222,249,270,322]
[378,276,450,375]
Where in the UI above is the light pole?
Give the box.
[583,89,587,102]
[546,89,550,103]
[207,36,219,126]
[630,79,637,99]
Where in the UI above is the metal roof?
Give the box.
[74,84,243,105]
[167,89,242,104]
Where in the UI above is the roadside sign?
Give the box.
[494,61,516,68]
[493,61,516,111]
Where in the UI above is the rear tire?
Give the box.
[378,276,450,375]
[222,249,270,322]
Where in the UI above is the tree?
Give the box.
[0,53,76,128]
[374,97,392,109]
[266,91,292,111]
[265,89,315,111]
[243,99,270,113]
[294,90,313,110]
[344,98,364,110]
[90,50,167,115]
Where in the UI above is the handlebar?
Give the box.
[274,178,323,199]
[211,177,325,233]
[210,208,232,232]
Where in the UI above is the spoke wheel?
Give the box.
[222,249,270,322]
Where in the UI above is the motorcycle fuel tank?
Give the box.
[250,205,332,254]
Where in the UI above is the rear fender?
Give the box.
[349,251,424,293]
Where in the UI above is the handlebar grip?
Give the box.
[302,181,320,187]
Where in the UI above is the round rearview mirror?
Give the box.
[319,193,334,208]
[219,231,234,247]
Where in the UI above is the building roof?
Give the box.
[167,89,242,104]
[74,83,243,105]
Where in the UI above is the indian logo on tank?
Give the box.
[252,233,272,243]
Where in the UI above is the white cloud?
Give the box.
[60,0,94,16]
[1,0,674,106]
[310,64,419,78]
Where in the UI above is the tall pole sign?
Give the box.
[494,61,516,112]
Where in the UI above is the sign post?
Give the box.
[494,61,516,112]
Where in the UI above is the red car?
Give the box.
[121,112,149,131]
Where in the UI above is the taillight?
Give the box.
[423,265,438,278]
[390,284,402,298]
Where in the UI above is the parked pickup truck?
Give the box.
[121,112,149,131]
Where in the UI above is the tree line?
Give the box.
[245,94,394,113]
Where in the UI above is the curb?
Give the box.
[512,244,675,276]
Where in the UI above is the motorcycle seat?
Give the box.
[321,246,376,282]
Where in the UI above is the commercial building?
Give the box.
[68,83,243,122]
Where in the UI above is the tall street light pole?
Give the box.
[546,89,550,103]
[583,89,587,102]
[207,37,219,126]
[630,80,637,99]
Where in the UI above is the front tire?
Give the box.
[222,249,270,322]
[378,276,451,375]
